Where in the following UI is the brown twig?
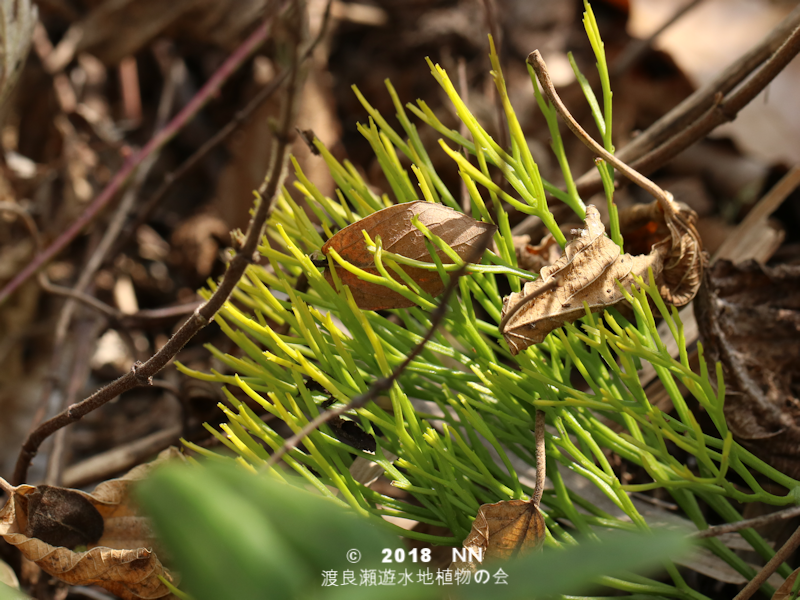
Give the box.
[0,10,283,307]
[531,409,546,508]
[265,229,495,469]
[11,3,307,485]
[62,426,183,488]
[694,505,800,539]
[574,5,800,197]
[628,22,800,180]
[528,50,676,215]
[733,524,800,600]
[0,201,43,251]
[0,476,14,496]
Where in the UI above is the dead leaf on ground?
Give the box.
[501,205,663,354]
[0,448,184,599]
[320,200,496,310]
[773,566,800,600]
[502,199,703,354]
[513,232,561,273]
[618,199,704,306]
[695,259,800,479]
[451,499,545,572]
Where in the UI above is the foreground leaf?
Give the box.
[321,200,496,310]
[457,530,691,600]
[137,462,436,600]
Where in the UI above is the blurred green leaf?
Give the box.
[136,463,437,600]
[457,530,691,600]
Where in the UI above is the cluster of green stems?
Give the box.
[180,4,799,597]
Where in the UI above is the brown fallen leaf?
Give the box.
[513,232,561,273]
[0,448,184,599]
[451,499,546,572]
[618,199,704,307]
[320,200,496,310]
[773,566,800,600]
[501,205,663,354]
[695,259,800,479]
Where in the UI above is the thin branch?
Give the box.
[11,3,307,485]
[0,9,283,306]
[528,50,676,216]
[574,6,800,197]
[531,409,546,508]
[265,229,495,469]
[62,426,182,488]
[693,505,800,539]
[0,477,14,496]
[38,272,122,320]
[733,524,800,600]
[628,22,800,180]
[0,201,42,251]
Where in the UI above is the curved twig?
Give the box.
[574,7,800,197]
[11,3,307,485]
[694,504,800,539]
[527,50,675,216]
[733,524,800,600]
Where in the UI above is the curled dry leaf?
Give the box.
[0,448,184,600]
[501,199,705,354]
[695,259,800,479]
[513,232,561,273]
[618,198,704,307]
[451,499,545,572]
[501,206,663,354]
[320,200,496,310]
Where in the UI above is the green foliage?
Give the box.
[137,463,432,600]
[175,5,800,599]
[137,462,691,600]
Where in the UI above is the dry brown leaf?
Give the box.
[773,566,800,600]
[321,200,496,310]
[618,199,704,307]
[0,448,184,599]
[695,259,800,479]
[451,499,545,571]
[513,232,561,273]
[501,205,663,354]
